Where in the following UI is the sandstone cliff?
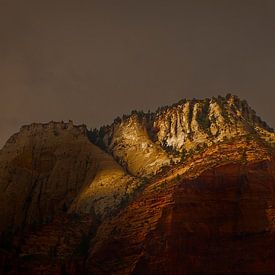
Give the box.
[0,121,140,237]
[0,95,274,274]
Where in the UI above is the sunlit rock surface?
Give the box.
[91,95,274,179]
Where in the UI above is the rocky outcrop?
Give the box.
[92,115,171,177]
[153,95,274,152]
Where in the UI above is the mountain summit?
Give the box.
[91,94,274,176]
[0,95,274,274]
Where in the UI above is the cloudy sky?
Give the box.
[0,0,274,146]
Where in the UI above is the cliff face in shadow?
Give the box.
[132,161,275,274]
[86,142,275,274]
[0,122,95,236]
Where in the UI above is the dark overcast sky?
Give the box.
[0,0,275,147]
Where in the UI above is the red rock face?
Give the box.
[87,159,275,274]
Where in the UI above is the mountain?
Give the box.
[0,94,274,274]
[0,121,140,231]
[91,94,273,176]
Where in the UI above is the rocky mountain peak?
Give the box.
[90,94,274,177]
[2,121,89,155]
